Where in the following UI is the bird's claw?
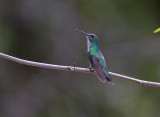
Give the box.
[70,62,76,70]
[89,66,94,72]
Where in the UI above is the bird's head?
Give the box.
[75,29,98,43]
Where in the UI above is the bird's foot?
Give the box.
[89,66,94,72]
[70,62,76,70]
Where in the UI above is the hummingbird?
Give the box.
[75,29,112,83]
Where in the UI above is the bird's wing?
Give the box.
[92,56,107,83]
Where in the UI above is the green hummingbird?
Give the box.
[75,29,112,83]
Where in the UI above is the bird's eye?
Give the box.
[90,35,94,38]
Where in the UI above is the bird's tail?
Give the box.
[104,70,114,85]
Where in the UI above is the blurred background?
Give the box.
[0,0,160,117]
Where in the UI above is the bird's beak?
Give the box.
[75,29,89,36]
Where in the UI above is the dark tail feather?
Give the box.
[104,71,114,85]
[105,72,112,82]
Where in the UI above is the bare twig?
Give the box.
[0,52,160,87]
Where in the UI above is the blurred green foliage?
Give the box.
[0,0,160,117]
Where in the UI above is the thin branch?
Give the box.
[0,52,160,87]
